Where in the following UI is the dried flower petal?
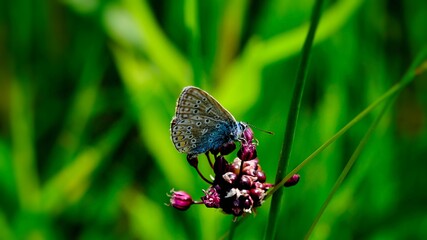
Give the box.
[202,187,221,208]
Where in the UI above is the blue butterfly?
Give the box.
[170,86,246,156]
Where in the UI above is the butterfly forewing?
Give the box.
[175,87,236,121]
[171,86,239,155]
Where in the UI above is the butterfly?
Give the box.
[170,86,246,157]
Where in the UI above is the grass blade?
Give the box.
[265,0,325,239]
[304,100,391,239]
[268,46,427,194]
[304,47,427,239]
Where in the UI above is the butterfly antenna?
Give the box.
[248,124,274,135]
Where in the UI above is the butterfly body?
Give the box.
[171,86,246,155]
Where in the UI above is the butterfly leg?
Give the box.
[205,152,214,169]
[186,154,198,168]
[187,154,213,185]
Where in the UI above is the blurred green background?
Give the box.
[1,0,427,239]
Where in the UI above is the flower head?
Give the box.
[168,125,300,218]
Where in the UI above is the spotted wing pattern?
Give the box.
[170,86,239,155]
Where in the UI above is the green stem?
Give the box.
[304,99,392,239]
[265,0,325,239]
[267,46,427,196]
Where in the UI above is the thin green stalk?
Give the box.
[267,46,427,196]
[304,100,392,239]
[265,0,325,239]
[225,52,424,237]
[304,49,427,238]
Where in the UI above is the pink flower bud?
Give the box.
[169,190,194,211]
[284,174,300,187]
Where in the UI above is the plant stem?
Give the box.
[304,99,392,239]
[304,47,427,237]
[267,46,427,196]
[265,0,325,239]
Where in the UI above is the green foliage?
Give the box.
[1,0,426,239]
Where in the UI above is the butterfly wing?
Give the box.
[170,86,238,155]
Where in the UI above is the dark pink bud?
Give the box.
[255,171,266,183]
[249,188,265,207]
[169,190,193,211]
[186,154,198,168]
[284,174,300,187]
[237,144,257,161]
[250,188,264,198]
[243,126,254,142]
[241,196,254,211]
[240,175,254,189]
[228,159,241,175]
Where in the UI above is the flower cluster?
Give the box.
[168,126,300,218]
